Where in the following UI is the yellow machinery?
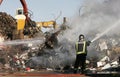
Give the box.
[36,21,57,30]
[15,8,58,39]
[15,8,26,39]
[15,8,26,30]
[15,8,58,31]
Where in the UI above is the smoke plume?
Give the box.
[63,0,120,42]
[59,0,120,58]
[29,0,120,69]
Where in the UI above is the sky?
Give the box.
[0,0,84,23]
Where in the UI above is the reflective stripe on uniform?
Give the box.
[76,41,86,54]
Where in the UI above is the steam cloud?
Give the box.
[63,0,120,42]
[60,0,120,59]
[28,0,120,69]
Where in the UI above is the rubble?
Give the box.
[1,7,120,74]
[0,12,16,40]
[0,12,70,73]
[0,12,43,40]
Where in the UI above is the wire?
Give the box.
[28,9,33,19]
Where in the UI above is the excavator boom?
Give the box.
[20,0,29,20]
[0,0,29,20]
[0,0,3,5]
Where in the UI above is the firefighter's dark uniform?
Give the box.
[74,40,90,74]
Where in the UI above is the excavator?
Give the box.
[0,0,60,48]
[0,0,29,21]
[0,0,57,39]
[0,0,31,39]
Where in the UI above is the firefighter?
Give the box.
[74,34,91,74]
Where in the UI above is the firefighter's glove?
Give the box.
[88,41,91,44]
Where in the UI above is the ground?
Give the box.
[0,71,88,77]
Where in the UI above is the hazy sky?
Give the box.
[0,0,84,23]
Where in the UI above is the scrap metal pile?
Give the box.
[0,12,43,72]
[0,12,69,73]
[0,12,41,40]
[86,33,120,73]
[0,12,16,40]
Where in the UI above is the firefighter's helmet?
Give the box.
[79,34,84,40]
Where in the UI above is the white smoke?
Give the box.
[58,0,120,59]
[62,0,120,42]
[28,0,120,68]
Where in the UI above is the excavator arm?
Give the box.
[0,0,29,20]
[20,0,29,20]
[0,0,3,5]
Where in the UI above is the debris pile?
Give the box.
[0,12,16,40]
[0,12,43,72]
[0,12,43,40]
[86,34,120,73]
[0,12,70,73]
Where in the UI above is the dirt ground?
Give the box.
[0,71,89,77]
